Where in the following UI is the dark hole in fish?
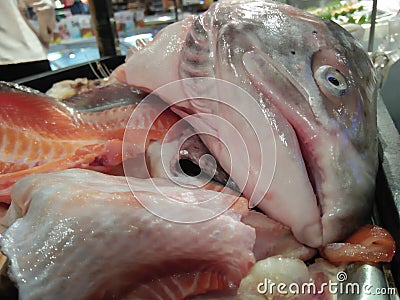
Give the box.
[179,159,201,177]
[312,30,318,34]
[291,50,296,55]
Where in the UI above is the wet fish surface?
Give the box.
[0,82,139,211]
[0,0,394,299]
[117,0,378,247]
[0,82,231,220]
[1,169,255,300]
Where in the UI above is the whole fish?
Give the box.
[115,0,378,247]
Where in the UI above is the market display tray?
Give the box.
[5,56,400,298]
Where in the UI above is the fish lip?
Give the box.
[294,131,323,219]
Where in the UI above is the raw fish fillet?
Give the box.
[0,169,255,300]
[0,83,219,217]
[0,82,235,215]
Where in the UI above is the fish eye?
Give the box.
[315,65,348,97]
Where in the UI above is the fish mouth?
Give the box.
[240,50,326,245]
[295,131,323,218]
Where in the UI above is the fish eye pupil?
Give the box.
[315,65,348,96]
[328,76,340,86]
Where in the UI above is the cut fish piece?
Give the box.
[0,169,255,300]
[0,83,138,207]
[0,83,221,217]
[320,224,396,263]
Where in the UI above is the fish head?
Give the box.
[117,0,378,246]
[182,0,378,244]
[197,0,377,153]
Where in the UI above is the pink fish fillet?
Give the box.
[0,84,183,216]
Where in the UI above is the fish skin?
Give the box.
[0,169,255,300]
[115,0,378,246]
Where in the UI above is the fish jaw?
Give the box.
[210,0,378,244]
[217,1,377,245]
